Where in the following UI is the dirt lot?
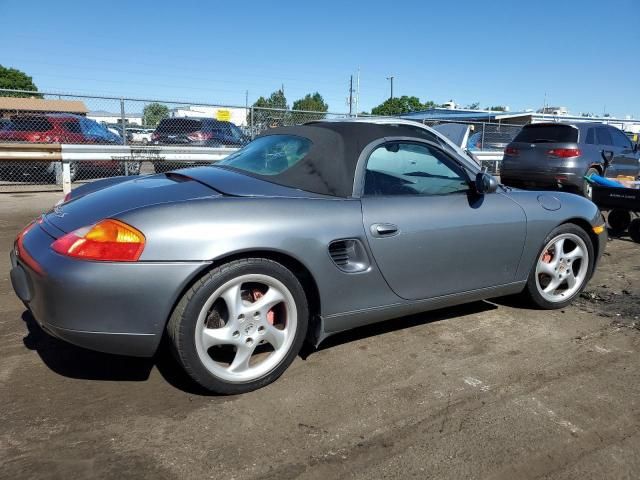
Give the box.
[1,192,639,480]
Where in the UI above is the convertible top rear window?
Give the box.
[217,134,312,176]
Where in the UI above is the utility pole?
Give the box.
[386,75,394,100]
[355,68,360,117]
[349,75,354,116]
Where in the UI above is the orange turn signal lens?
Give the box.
[52,219,145,262]
[592,225,605,235]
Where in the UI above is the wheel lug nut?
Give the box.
[232,331,240,338]
[246,338,253,345]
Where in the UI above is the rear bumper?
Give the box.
[10,224,208,357]
[501,168,585,190]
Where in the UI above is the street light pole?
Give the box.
[386,75,394,100]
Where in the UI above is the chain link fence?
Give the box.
[417,118,523,152]
[0,88,521,191]
[414,118,524,174]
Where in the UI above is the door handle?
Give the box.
[371,223,399,237]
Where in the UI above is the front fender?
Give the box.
[506,190,605,281]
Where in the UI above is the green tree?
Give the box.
[371,96,432,116]
[485,105,507,112]
[467,102,480,110]
[249,89,289,128]
[292,92,328,121]
[0,65,41,97]
[142,102,169,127]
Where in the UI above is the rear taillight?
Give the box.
[16,220,44,275]
[187,131,213,142]
[52,219,145,262]
[547,148,581,158]
[504,146,519,156]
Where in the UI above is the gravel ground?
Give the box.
[1,191,639,480]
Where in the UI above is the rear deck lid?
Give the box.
[45,173,220,234]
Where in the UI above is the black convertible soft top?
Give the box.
[254,122,441,197]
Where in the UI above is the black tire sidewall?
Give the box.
[582,168,599,198]
[525,223,595,309]
[169,259,309,394]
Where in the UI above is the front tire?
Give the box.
[523,224,594,309]
[167,258,309,394]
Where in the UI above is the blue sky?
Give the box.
[1,0,638,117]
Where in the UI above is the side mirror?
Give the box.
[475,171,498,194]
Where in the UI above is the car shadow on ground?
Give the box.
[21,311,155,382]
[21,300,499,395]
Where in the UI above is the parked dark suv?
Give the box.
[501,122,640,198]
[150,117,249,173]
[151,118,248,147]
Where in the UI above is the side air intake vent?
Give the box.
[328,239,370,273]
[329,241,350,266]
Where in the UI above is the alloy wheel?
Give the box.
[194,274,297,383]
[535,233,589,303]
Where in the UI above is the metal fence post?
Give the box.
[120,98,127,145]
[481,123,485,151]
[61,160,71,195]
[120,98,129,175]
[250,106,255,140]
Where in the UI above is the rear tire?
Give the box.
[522,223,594,309]
[582,167,599,199]
[167,258,309,394]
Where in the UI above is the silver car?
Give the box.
[10,119,606,394]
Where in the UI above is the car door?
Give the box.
[609,127,639,177]
[360,140,526,301]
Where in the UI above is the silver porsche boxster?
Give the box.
[10,119,606,393]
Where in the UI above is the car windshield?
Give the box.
[513,124,578,143]
[216,134,312,176]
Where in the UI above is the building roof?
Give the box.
[0,97,88,114]
[87,110,142,118]
[401,107,640,127]
[401,108,527,122]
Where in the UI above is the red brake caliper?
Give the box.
[252,289,275,325]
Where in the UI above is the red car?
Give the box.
[0,114,139,181]
[0,114,121,144]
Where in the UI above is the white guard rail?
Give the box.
[0,143,239,194]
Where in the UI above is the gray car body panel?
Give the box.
[11,120,606,356]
